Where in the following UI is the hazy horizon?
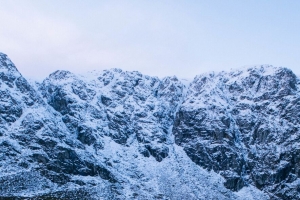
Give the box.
[1,0,300,80]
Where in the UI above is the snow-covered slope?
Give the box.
[1,53,296,199]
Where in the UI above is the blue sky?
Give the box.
[1,0,300,79]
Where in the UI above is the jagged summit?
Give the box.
[184,65,297,109]
[0,53,21,78]
[49,70,74,80]
[1,53,299,199]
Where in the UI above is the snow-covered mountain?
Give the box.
[173,66,300,199]
[0,52,298,199]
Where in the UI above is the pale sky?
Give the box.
[1,0,300,80]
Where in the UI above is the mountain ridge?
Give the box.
[1,53,299,199]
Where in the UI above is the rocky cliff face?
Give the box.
[173,66,300,199]
[1,52,298,199]
[39,68,184,162]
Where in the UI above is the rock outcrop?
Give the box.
[173,65,300,199]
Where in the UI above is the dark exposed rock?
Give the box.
[77,125,97,145]
[48,88,75,115]
[139,146,151,157]
[101,95,112,106]
[145,144,169,162]
[0,90,22,123]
